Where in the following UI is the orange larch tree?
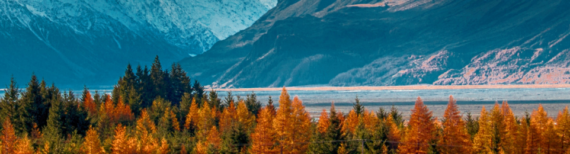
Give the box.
[1,118,17,154]
[289,96,312,153]
[219,101,237,133]
[112,124,131,154]
[136,109,158,154]
[83,91,98,116]
[342,110,359,135]
[115,98,135,123]
[197,101,214,138]
[81,126,104,154]
[527,104,549,154]
[542,118,559,154]
[184,98,199,131]
[250,107,278,154]
[439,95,471,154]
[385,114,401,150]
[206,126,222,149]
[362,110,379,133]
[399,97,435,154]
[157,138,169,154]
[237,100,255,130]
[14,136,33,154]
[473,106,492,153]
[515,117,529,154]
[273,87,293,153]
[500,101,518,154]
[317,109,330,134]
[556,106,570,153]
[170,110,181,131]
[490,103,505,153]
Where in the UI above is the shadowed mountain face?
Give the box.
[180,0,570,88]
[0,0,276,87]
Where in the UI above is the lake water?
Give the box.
[217,88,570,118]
[2,87,569,118]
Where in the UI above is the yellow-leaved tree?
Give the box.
[290,96,312,153]
[81,126,104,154]
[526,104,549,154]
[556,106,570,153]
[250,107,278,154]
[362,110,379,133]
[237,100,255,130]
[473,106,492,153]
[500,101,518,154]
[273,88,292,153]
[1,118,17,154]
[439,95,471,154]
[399,97,435,154]
[317,109,330,134]
[184,98,199,131]
[342,110,359,135]
[14,136,33,154]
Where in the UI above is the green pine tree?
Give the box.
[208,90,221,110]
[17,74,41,134]
[465,112,479,140]
[43,93,63,152]
[353,95,364,115]
[0,76,19,129]
[245,92,261,116]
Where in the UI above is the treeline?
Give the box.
[1,58,570,153]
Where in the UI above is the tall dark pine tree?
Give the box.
[69,89,90,135]
[136,65,153,108]
[168,63,191,105]
[193,80,204,105]
[0,77,19,128]
[223,91,235,108]
[127,86,141,116]
[93,91,103,107]
[245,92,261,116]
[266,96,276,116]
[390,105,404,126]
[353,95,364,115]
[37,82,59,129]
[111,84,121,104]
[179,92,192,128]
[17,75,41,133]
[81,86,89,102]
[118,64,136,105]
[326,102,343,153]
[377,107,389,119]
[150,56,166,101]
[43,94,62,142]
[208,90,221,110]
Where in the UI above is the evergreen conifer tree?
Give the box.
[465,112,479,140]
[245,92,261,116]
[266,96,276,116]
[0,77,19,128]
[353,95,364,115]
[17,74,41,134]
[193,80,204,103]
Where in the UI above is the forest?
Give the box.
[0,57,569,154]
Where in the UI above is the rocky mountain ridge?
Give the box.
[181,0,570,88]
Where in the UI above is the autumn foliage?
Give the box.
[2,80,570,154]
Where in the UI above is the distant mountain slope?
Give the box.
[181,0,570,88]
[0,0,276,87]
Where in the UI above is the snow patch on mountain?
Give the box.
[2,0,277,53]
